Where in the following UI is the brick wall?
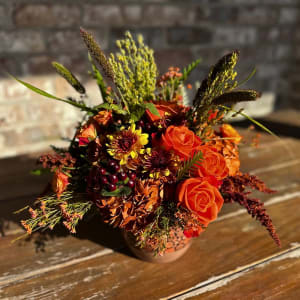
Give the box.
[0,0,299,157]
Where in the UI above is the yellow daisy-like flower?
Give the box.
[106,124,149,165]
[142,148,180,180]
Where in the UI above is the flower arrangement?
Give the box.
[15,29,280,257]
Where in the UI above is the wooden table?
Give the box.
[1,111,300,299]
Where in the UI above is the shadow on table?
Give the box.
[0,154,133,258]
[23,216,133,258]
[231,118,300,139]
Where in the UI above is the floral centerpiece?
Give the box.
[15,29,280,261]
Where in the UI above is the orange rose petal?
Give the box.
[177,177,224,229]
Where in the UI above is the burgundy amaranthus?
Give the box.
[221,174,281,247]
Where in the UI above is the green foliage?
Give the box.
[144,102,160,116]
[157,59,201,102]
[10,74,94,113]
[137,206,168,255]
[94,103,127,115]
[88,53,109,101]
[52,62,86,94]
[174,59,201,91]
[109,31,158,115]
[101,186,132,197]
[177,151,203,181]
[236,67,257,88]
[125,102,159,122]
[80,28,114,81]
[183,59,202,81]
[137,201,182,255]
[221,105,278,137]
[129,104,147,122]
[30,168,51,176]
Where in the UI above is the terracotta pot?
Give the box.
[122,228,192,263]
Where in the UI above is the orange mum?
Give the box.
[209,136,241,176]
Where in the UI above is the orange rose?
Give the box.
[177,177,224,226]
[161,125,202,160]
[52,172,69,198]
[220,124,242,144]
[146,101,182,122]
[76,122,97,146]
[194,146,229,180]
[93,110,112,126]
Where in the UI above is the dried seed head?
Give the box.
[52,62,86,94]
[80,27,115,81]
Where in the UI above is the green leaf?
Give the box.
[119,186,132,196]
[130,104,147,122]
[95,103,112,110]
[101,186,132,197]
[30,168,51,176]
[181,59,201,82]
[220,105,278,138]
[88,53,108,100]
[9,74,94,112]
[93,103,127,115]
[173,59,201,91]
[177,151,203,181]
[110,104,127,115]
[145,102,160,116]
[14,206,30,214]
[236,67,257,88]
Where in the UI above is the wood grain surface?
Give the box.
[0,112,300,299]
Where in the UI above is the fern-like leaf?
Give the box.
[172,59,201,92]
[183,59,201,80]
[177,151,203,181]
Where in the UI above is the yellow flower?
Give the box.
[106,124,148,165]
[142,148,180,180]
